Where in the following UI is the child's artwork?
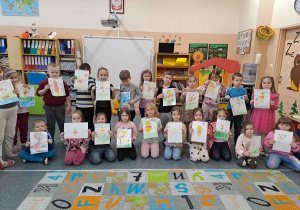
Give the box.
[94,123,110,145]
[120,92,130,109]
[142,81,156,100]
[142,118,158,139]
[64,123,88,139]
[48,77,66,97]
[248,136,261,157]
[96,81,110,101]
[19,85,35,107]
[273,130,293,153]
[30,132,48,154]
[214,119,231,141]
[205,81,221,100]
[168,122,182,143]
[117,128,132,148]
[0,79,19,105]
[163,88,176,106]
[191,121,208,143]
[230,96,247,116]
[254,89,270,109]
[186,92,199,110]
[74,70,89,90]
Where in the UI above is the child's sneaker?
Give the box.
[12,148,20,154]
[5,153,19,160]
[23,159,26,163]
[42,158,48,165]
[3,160,14,168]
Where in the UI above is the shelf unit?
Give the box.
[57,38,82,71]
[0,36,22,69]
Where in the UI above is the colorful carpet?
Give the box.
[17,169,300,209]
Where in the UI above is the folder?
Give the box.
[60,43,65,54]
[67,40,71,54]
[34,40,39,54]
[0,39,7,53]
[71,40,75,54]
[40,40,46,55]
[37,56,41,69]
[44,57,48,70]
[51,41,56,55]
[37,40,42,55]
[41,56,45,70]
[44,40,49,55]
[48,41,53,55]
[31,56,35,70]
[23,40,27,54]
[24,56,29,69]
[27,39,31,54]
[28,56,32,69]
[34,56,38,70]
[0,39,2,53]
[30,40,35,54]
[48,57,51,65]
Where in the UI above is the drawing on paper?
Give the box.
[205,81,221,99]
[168,122,182,143]
[120,92,130,109]
[163,88,176,106]
[273,130,293,153]
[142,81,156,100]
[117,128,132,148]
[19,85,35,107]
[230,96,247,116]
[0,79,19,105]
[214,119,230,140]
[48,77,66,97]
[96,81,110,101]
[64,123,88,139]
[248,136,261,157]
[94,123,110,145]
[142,118,158,139]
[186,92,199,110]
[254,89,270,109]
[191,121,208,143]
[30,132,48,154]
[74,70,89,90]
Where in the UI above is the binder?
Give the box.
[34,40,39,54]
[34,56,38,70]
[71,40,75,54]
[31,56,35,69]
[48,41,53,55]
[41,56,45,70]
[40,40,46,55]
[37,56,41,69]
[30,40,35,54]
[51,41,55,55]
[48,57,51,65]
[60,43,65,54]
[44,57,48,70]
[1,39,7,53]
[44,40,49,55]
[28,56,32,69]
[27,39,31,54]
[37,40,42,55]
[24,56,29,69]
[0,39,3,53]
[67,40,71,54]
[23,40,27,54]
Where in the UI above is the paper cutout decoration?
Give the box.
[142,118,158,139]
[19,85,35,107]
[205,81,221,100]
[30,132,48,154]
[168,122,182,143]
[230,96,247,116]
[64,123,88,139]
[248,136,261,157]
[94,123,110,145]
[120,92,130,109]
[186,92,199,110]
[163,88,176,106]
[0,79,19,105]
[74,70,89,90]
[48,77,66,96]
[273,130,293,153]
[142,81,156,100]
[117,128,132,148]
[191,121,208,143]
[254,89,270,109]
[214,119,230,140]
[96,81,110,101]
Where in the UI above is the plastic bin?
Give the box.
[27,72,47,85]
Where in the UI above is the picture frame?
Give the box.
[236,29,252,54]
[110,0,124,14]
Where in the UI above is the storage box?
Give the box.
[163,58,176,66]
[175,58,188,66]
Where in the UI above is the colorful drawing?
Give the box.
[248,136,261,157]
[205,81,221,100]
[191,121,208,143]
[30,132,48,154]
[273,130,293,153]
[48,77,66,97]
[230,96,247,116]
[142,118,158,139]
[19,85,35,107]
[74,70,89,90]
[163,88,176,106]
[186,92,199,110]
[120,92,130,109]
[214,119,230,140]
[142,81,156,100]
[168,122,182,143]
[94,123,110,145]
[0,79,19,105]
[117,128,132,148]
[96,81,110,101]
[64,123,88,139]
[254,89,270,109]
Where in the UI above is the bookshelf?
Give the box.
[0,36,22,71]
[57,39,82,71]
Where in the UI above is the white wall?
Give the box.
[272,0,300,28]
[237,0,259,31]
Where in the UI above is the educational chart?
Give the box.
[94,123,110,145]
[273,130,293,153]
[142,118,158,139]
[120,92,130,109]
[214,119,230,141]
[64,123,88,139]
[254,89,270,109]
[19,85,35,107]
[230,96,247,116]
[96,81,110,101]
[1,0,39,16]
[208,44,228,59]
[168,122,182,143]
[0,79,19,105]
[248,136,261,157]
[189,43,208,65]
[163,88,176,106]
[191,121,208,143]
[205,81,221,100]
[142,81,156,100]
[185,92,199,110]
[117,128,132,148]
[18,169,300,210]
[29,132,48,154]
[74,70,89,90]
[48,77,66,97]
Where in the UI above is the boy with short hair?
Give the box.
[37,63,71,140]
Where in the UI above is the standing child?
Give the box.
[20,119,55,164]
[250,76,279,155]
[88,112,116,165]
[188,107,210,162]
[264,117,300,172]
[60,110,91,166]
[114,107,138,161]
[225,72,248,143]
[91,67,115,123]
[139,103,162,158]
[37,63,71,140]
[118,70,142,121]
[208,108,233,161]
[164,107,187,160]
[201,69,226,121]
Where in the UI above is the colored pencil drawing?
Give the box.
[163,88,176,106]
[248,136,261,157]
[254,89,270,109]
[74,70,89,90]
[214,119,230,140]
[30,132,48,154]
[230,96,247,116]
[273,130,293,153]
[94,123,110,145]
[120,92,130,109]
[19,85,35,107]
[64,123,88,139]
[0,79,19,105]
[142,81,156,100]
[205,81,221,99]
[142,118,158,139]
[48,77,66,96]
[117,128,132,148]
[96,81,110,101]
[186,92,199,110]
[191,121,208,143]
[168,122,182,143]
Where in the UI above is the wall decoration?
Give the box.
[117,128,132,148]
[208,44,228,59]
[142,118,158,139]
[120,92,130,109]
[160,34,182,46]
[64,123,88,139]
[142,81,156,100]
[289,51,300,91]
[94,123,110,145]
[48,77,66,97]
[163,88,176,106]
[189,43,208,66]
[1,0,40,16]
[191,121,208,143]
[30,132,48,154]
[74,70,89,90]
[248,136,261,157]
[185,92,199,110]
[273,130,293,153]
[278,101,285,115]
[167,122,182,143]
[110,0,124,14]
[256,26,274,41]
[254,89,270,109]
[0,79,19,105]
[289,100,298,114]
[214,119,230,141]
[19,85,35,107]
[230,96,247,116]
[96,81,110,101]
[236,29,252,54]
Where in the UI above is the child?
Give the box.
[235,121,263,169]
[0,67,19,168]
[264,117,300,172]
[60,110,91,166]
[225,72,248,143]
[188,107,210,162]
[71,63,96,131]
[117,70,142,121]
[138,103,162,158]
[201,69,226,121]
[91,67,115,123]
[114,107,138,161]
[19,119,55,164]
[87,112,116,165]
[164,107,187,160]
[37,63,71,140]
[139,69,158,118]
[250,76,279,155]
[208,108,233,161]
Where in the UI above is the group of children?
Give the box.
[0,63,299,173]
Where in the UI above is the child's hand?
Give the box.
[225,95,230,100]
[48,139,53,144]
[25,142,30,147]
[229,130,233,136]
[191,128,194,133]
[220,82,226,87]
[88,129,91,137]
[268,139,276,145]
[250,100,254,106]
[164,127,168,133]
[243,95,248,101]
[91,131,96,141]
[213,127,216,133]
[66,106,71,115]
[132,136,136,142]
[45,84,50,90]
[259,146,263,151]
[23,84,28,87]
[181,91,187,97]
[71,76,75,83]
[111,86,114,92]
[140,86,144,92]
[207,129,210,135]
[157,93,164,99]
[92,86,96,92]
[109,130,112,136]
[13,89,19,95]
[60,132,65,140]
[291,142,297,149]
[138,127,143,132]
[243,151,250,156]
[117,97,120,102]
[155,87,158,93]
[128,100,134,105]
[270,100,275,105]
[157,127,162,133]
[174,88,179,94]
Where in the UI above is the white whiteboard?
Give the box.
[82,36,154,89]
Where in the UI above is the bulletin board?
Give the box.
[236,29,252,54]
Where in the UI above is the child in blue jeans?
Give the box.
[20,119,55,164]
